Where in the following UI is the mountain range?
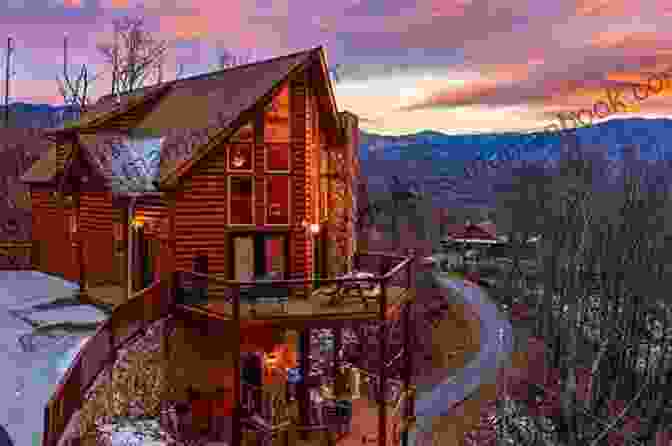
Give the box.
[359,117,672,206]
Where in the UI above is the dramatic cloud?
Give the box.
[2,0,672,134]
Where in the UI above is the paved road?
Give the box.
[409,271,514,445]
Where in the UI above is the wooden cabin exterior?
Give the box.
[36,47,418,446]
[21,46,359,305]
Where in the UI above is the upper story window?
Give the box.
[265,143,290,172]
[266,176,290,225]
[228,143,253,172]
[264,84,290,143]
[229,176,254,225]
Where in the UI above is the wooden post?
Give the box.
[378,278,388,446]
[232,284,242,446]
[402,280,412,446]
[78,237,86,295]
[31,240,40,271]
[334,326,342,379]
[43,405,50,446]
[298,328,311,439]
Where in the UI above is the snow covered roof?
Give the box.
[79,130,165,194]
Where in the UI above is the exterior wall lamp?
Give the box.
[301,220,320,235]
[131,215,145,230]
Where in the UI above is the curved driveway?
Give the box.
[409,272,514,445]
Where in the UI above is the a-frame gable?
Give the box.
[159,53,315,188]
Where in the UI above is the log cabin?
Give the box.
[21,46,360,305]
[35,46,418,446]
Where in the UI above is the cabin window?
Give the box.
[264,84,290,143]
[265,143,290,172]
[229,176,254,225]
[228,143,253,171]
[266,176,290,225]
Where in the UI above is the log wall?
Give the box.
[79,192,120,285]
[289,73,309,287]
[174,145,228,275]
[30,188,79,282]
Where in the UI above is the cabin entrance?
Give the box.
[230,233,289,280]
[133,227,157,291]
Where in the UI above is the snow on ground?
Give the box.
[0,271,98,446]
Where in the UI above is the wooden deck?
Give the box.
[180,285,414,329]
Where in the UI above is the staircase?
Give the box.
[43,278,173,446]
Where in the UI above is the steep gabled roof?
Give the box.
[445,223,500,243]
[155,47,318,186]
[28,46,339,194]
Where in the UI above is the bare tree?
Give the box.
[96,16,168,95]
[57,33,101,115]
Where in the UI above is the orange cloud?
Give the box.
[575,0,633,16]
[110,0,129,7]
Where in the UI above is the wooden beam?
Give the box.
[379,279,388,446]
[298,327,311,439]
[232,284,242,446]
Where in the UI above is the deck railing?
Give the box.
[43,278,174,446]
[173,250,415,321]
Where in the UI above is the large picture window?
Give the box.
[266,176,290,225]
[229,176,254,225]
[228,143,253,171]
[266,143,290,172]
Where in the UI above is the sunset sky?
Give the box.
[3,0,672,135]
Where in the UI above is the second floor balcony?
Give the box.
[173,250,415,326]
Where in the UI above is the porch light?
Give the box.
[265,352,279,367]
[310,223,320,234]
[131,215,145,229]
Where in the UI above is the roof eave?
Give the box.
[314,47,342,136]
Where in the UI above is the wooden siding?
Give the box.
[290,74,309,285]
[174,145,228,275]
[303,78,315,278]
[30,188,79,282]
[79,192,119,285]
